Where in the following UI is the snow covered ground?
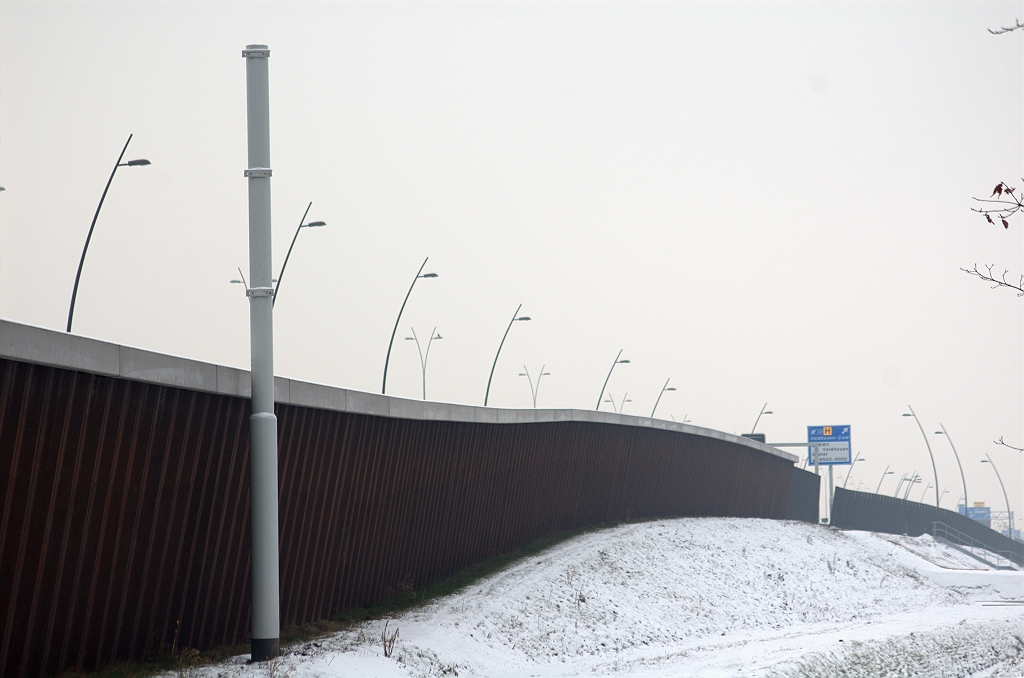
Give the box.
[192,518,1023,677]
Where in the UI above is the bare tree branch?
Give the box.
[971,181,1023,229]
[989,19,1024,35]
[994,436,1024,452]
[961,264,1024,296]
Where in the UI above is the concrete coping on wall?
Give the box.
[0,318,798,463]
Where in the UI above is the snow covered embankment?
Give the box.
[201,518,1024,677]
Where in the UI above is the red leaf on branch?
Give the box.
[993,184,1004,197]
[1002,219,1009,229]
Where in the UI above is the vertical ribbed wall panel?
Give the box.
[0,357,793,676]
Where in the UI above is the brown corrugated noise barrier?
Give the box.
[0,357,793,676]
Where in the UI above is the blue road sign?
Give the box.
[959,506,992,522]
[807,425,852,465]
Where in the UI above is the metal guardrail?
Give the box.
[932,521,1022,570]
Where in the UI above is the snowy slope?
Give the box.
[189,518,1024,678]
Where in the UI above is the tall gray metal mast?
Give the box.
[243,43,280,661]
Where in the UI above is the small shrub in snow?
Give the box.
[175,647,201,678]
[380,619,399,658]
[263,656,286,678]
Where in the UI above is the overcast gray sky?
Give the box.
[2,1,1021,520]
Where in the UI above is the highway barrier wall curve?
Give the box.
[831,486,1023,566]
[0,320,800,676]
[786,466,820,524]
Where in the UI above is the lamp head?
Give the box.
[124,159,151,166]
[516,316,531,321]
[666,387,677,392]
[935,431,944,435]
[763,411,773,415]
[305,221,326,228]
[420,273,438,279]
[902,413,913,417]
[618,359,630,364]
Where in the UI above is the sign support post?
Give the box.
[771,427,852,525]
[828,466,834,522]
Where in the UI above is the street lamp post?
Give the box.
[875,466,894,494]
[596,350,630,410]
[382,258,438,394]
[484,304,531,406]
[842,453,865,489]
[902,473,921,501]
[650,378,677,419]
[918,482,933,503]
[893,472,909,498]
[982,454,1013,535]
[750,403,773,434]
[902,407,940,507]
[519,365,550,408]
[603,393,631,414]
[406,327,442,400]
[935,424,969,516]
[273,201,325,307]
[67,134,151,333]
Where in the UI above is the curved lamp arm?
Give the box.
[751,403,772,434]
[596,349,627,410]
[841,451,862,489]
[484,304,529,406]
[904,406,940,507]
[874,465,892,494]
[383,257,430,394]
[273,201,312,307]
[650,378,676,418]
[937,423,969,514]
[982,454,1012,531]
[67,134,133,332]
